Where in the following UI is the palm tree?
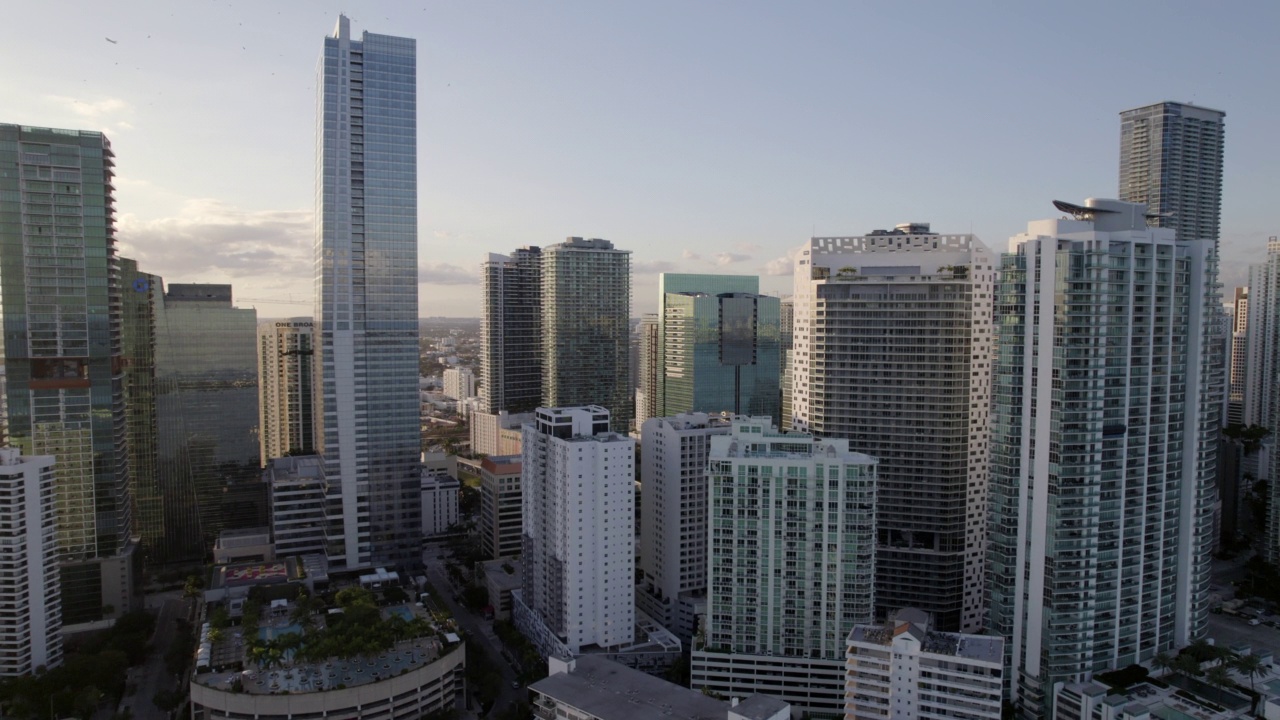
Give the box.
[1173,653,1200,677]
[1233,652,1264,694]
[1152,651,1174,678]
[1205,664,1233,699]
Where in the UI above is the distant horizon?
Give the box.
[4,2,1273,318]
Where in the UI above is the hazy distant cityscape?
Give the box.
[2,7,1280,720]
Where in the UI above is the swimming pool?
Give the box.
[385,606,415,622]
[259,623,303,641]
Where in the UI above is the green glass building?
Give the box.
[657,274,780,422]
[0,124,140,625]
[153,283,262,564]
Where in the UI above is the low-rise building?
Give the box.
[213,527,274,564]
[480,558,523,621]
[845,608,1003,720]
[531,655,789,720]
[266,456,327,558]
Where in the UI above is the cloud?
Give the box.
[118,200,312,282]
[713,252,750,266]
[681,249,701,260]
[761,246,802,276]
[634,261,677,274]
[419,263,478,285]
[42,95,134,131]
[735,242,762,253]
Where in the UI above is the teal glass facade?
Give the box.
[0,124,139,625]
[657,274,779,421]
[316,17,422,568]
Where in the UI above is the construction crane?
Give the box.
[236,297,314,306]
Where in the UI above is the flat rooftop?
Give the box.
[532,655,727,720]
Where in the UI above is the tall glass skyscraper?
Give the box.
[154,283,261,563]
[480,247,542,414]
[656,274,780,421]
[0,124,139,626]
[987,199,1218,718]
[541,238,632,433]
[316,16,422,569]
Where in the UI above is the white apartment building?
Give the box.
[517,407,635,655]
[421,469,459,537]
[0,449,61,676]
[637,413,735,644]
[691,418,877,716]
[267,455,328,558]
[791,223,994,633]
[257,318,315,462]
[443,367,477,402]
[846,609,1003,720]
[987,199,1219,718]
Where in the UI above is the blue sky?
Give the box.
[3,1,1274,317]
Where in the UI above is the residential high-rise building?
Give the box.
[1119,102,1226,249]
[0,124,139,627]
[846,608,1003,720]
[657,274,780,422]
[987,199,1219,717]
[515,407,635,656]
[480,454,523,559]
[791,224,994,632]
[316,15,422,569]
[636,314,658,428]
[541,239,632,433]
[1228,287,1248,425]
[0,449,62,676]
[637,412,735,643]
[480,247,542,414]
[779,296,794,428]
[120,258,162,567]
[154,283,261,564]
[1245,239,1280,561]
[258,318,315,462]
[690,418,877,716]
[443,366,476,401]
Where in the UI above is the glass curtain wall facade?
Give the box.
[154,283,261,563]
[791,228,994,633]
[660,290,780,421]
[316,16,421,569]
[0,124,138,626]
[987,200,1217,718]
[480,247,542,414]
[541,238,632,433]
[120,258,162,565]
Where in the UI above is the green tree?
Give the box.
[1205,663,1233,696]
[1233,652,1265,694]
[1173,653,1200,677]
[1152,651,1173,678]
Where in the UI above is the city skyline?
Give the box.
[2,2,1275,318]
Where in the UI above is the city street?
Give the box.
[116,591,188,720]
[423,552,526,716]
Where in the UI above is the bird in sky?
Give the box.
[105,37,118,44]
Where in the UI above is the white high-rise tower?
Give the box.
[987,199,1218,718]
[516,407,635,655]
